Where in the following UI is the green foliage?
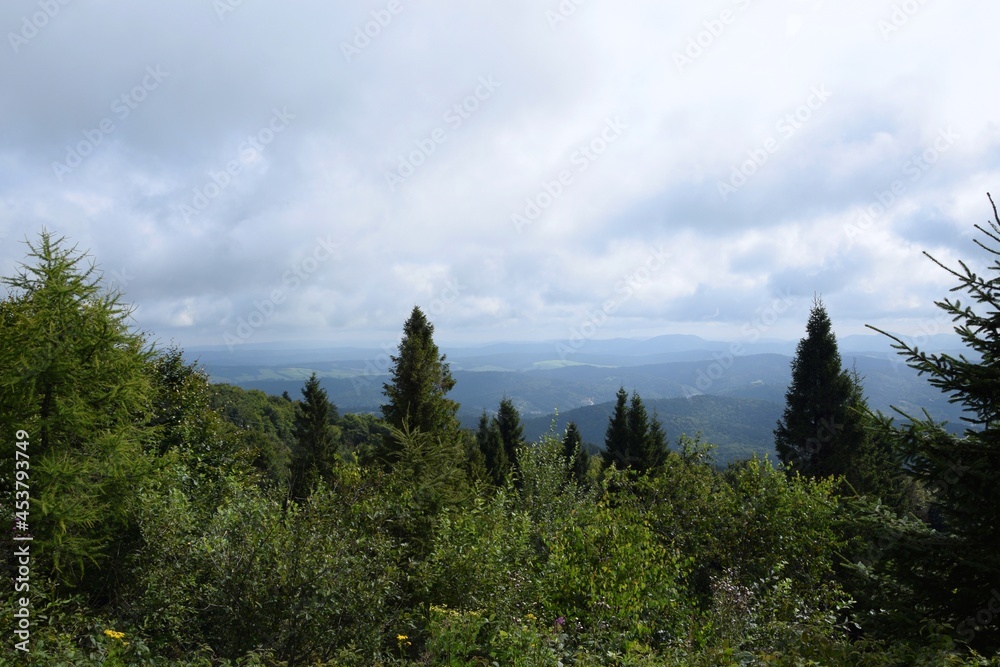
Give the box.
[775,297,868,479]
[562,420,590,486]
[861,195,1000,653]
[602,388,668,474]
[289,372,340,500]
[475,408,508,485]
[130,466,402,663]
[379,306,461,463]
[0,232,158,593]
[494,396,525,475]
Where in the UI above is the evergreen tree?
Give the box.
[562,420,590,485]
[603,387,631,468]
[642,408,669,474]
[0,232,158,593]
[602,388,667,473]
[867,194,1000,652]
[774,297,866,478]
[289,373,339,500]
[476,409,508,485]
[493,397,524,474]
[379,306,460,464]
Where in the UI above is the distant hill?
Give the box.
[521,394,782,466]
[190,334,971,463]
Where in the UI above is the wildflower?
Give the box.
[526,613,537,621]
[396,634,408,642]
[103,629,125,641]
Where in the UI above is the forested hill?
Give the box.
[195,343,970,450]
[520,395,782,465]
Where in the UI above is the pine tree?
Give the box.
[0,232,158,593]
[562,420,590,485]
[289,373,339,500]
[493,397,524,474]
[379,306,460,464]
[476,409,508,485]
[603,387,631,469]
[867,194,1000,652]
[774,297,867,478]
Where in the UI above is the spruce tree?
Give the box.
[867,194,1000,652]
[562,420,590,485]
[774,297,866,478]
[476,409,508,485]
[493,397,524,474]
[289,373,338,500]
[642,408,669,473]
[603,387,631,468]
[379,306,460,463]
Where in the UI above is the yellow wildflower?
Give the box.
[396,634,408,642]
[103,629,125,641]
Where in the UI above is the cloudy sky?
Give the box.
[2,1,999,351]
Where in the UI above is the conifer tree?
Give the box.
[476,409,508,485]
[642,408,669,474]
[379,306,460,464]
[867,194,1000,652]
[562,420,590,485]
[603,387,631,469]
[493,397,524,474]
[289,373,338,500]
[0,232,157,593]
[774,297,866,478]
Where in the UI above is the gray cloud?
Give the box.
[2,0,999,349]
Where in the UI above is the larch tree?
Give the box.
[0,232,158,595]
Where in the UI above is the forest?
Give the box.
[1,197,999,666]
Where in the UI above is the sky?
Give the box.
[2,1,999,352]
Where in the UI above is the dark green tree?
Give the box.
[289,373,339,500]
[642,408,669,474]
[602,388,667,474]
[603,387,631,469]
[476,409,508,485]
[866,194,1000,652]
[0,232,158,594]
[493,397,524,475]
[774,297,867,478]
[379,306,461,464]
[562,420,590,485]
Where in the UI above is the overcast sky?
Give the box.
[2,1,999,351]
